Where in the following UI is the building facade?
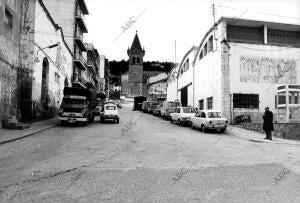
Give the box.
[166,63,180,101]
[0,0,22,121]
[19,0,73,121]
[167,17,300,123]
[147,72,168,101]
[177,46,198,107]
[43,0,90,89]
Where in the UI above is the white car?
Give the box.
[100,102,119,123]
[170,107,196,126]
[191,110,228,132]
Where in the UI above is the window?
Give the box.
[207,97,213,109]
[5,7,13,29]
[208,35,213,52]
[207,112,222,118]
[106,106,116,110]
[200,112,206,118]
[203,43,207,56]
[289,92,300,104]
[55,72,60,84]
[132,57,136,64]
[233,94,259,109]
[199,99,204,110]
[199,51,203,60]
[183,107,193,113]
[137,57,140,63]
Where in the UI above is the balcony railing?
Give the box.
[75,7,88,33]
[73,73,86,88]
[74,29,86,51]
[86,59,97,74]
[74,52,87,70]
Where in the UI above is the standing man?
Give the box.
[263,107,274,140]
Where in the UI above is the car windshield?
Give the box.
[207,112,222,118]
[169,102,180,107]
[106,106,116,110]
[182,108,194,113]
[63,98,85,105]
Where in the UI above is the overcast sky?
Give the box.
[84,0,300,62]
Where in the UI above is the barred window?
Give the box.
[233,94,259,108]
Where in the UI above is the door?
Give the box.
[181,87,188,107]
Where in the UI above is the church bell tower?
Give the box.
[127,31,145,97]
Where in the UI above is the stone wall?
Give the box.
[241,122,300,140]
[0,0,22,121]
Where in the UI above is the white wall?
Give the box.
[193,24,223,111]
[229,43,300,113]
[32,1,73,108]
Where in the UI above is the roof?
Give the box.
[130,32,143,51]
[193,17,300,65]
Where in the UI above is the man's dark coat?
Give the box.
[263,110,274,131]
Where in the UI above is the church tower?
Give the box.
[127,32,145,97]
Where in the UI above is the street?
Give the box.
[0,103,300,202]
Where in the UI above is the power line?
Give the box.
[217,4,300,20]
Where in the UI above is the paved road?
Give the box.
[0,103,299,202]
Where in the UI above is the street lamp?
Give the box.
[35,43,59,62]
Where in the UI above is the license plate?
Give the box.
[68,119,76,123]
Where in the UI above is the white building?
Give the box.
[167,63,180,101]
[177,46,198,107]
[21,0,73,120]
[147,72,168,101]
[167,17,300,123]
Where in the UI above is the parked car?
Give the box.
[160,100,181,119]
[153,103,163,116]
[191,110,228,132]
[170,107,196,126]
[142,101,152,113]
[149,102,161,114]
[100,102,119,123]
[133,96,146,111]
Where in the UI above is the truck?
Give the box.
[59,87,97,126]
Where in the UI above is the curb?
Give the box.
[0,124,57,145]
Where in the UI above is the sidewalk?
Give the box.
[0,117,58,145]
[227,125,300,145]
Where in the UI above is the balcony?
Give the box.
[86,78,96,89]
[75,8,88,33]
[74,29,87,51]
[74,52,87,71]
[86,59,97,75]
[72,73,86,88]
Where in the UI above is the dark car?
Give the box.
[133,96,146,111]
[152,102,162,116]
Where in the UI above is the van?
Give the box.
[160,101,181,119]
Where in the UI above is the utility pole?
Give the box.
[211,3,217,51]
[175,40,177,64]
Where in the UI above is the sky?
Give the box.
[84,0,300,63]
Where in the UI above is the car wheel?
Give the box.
[116,119,119,124]
[178,119,182,126]
[100,118,104,123]
[201,125,206,132]
[61,120,67,126]
[170,118,173,123]
[90,114,95,122]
